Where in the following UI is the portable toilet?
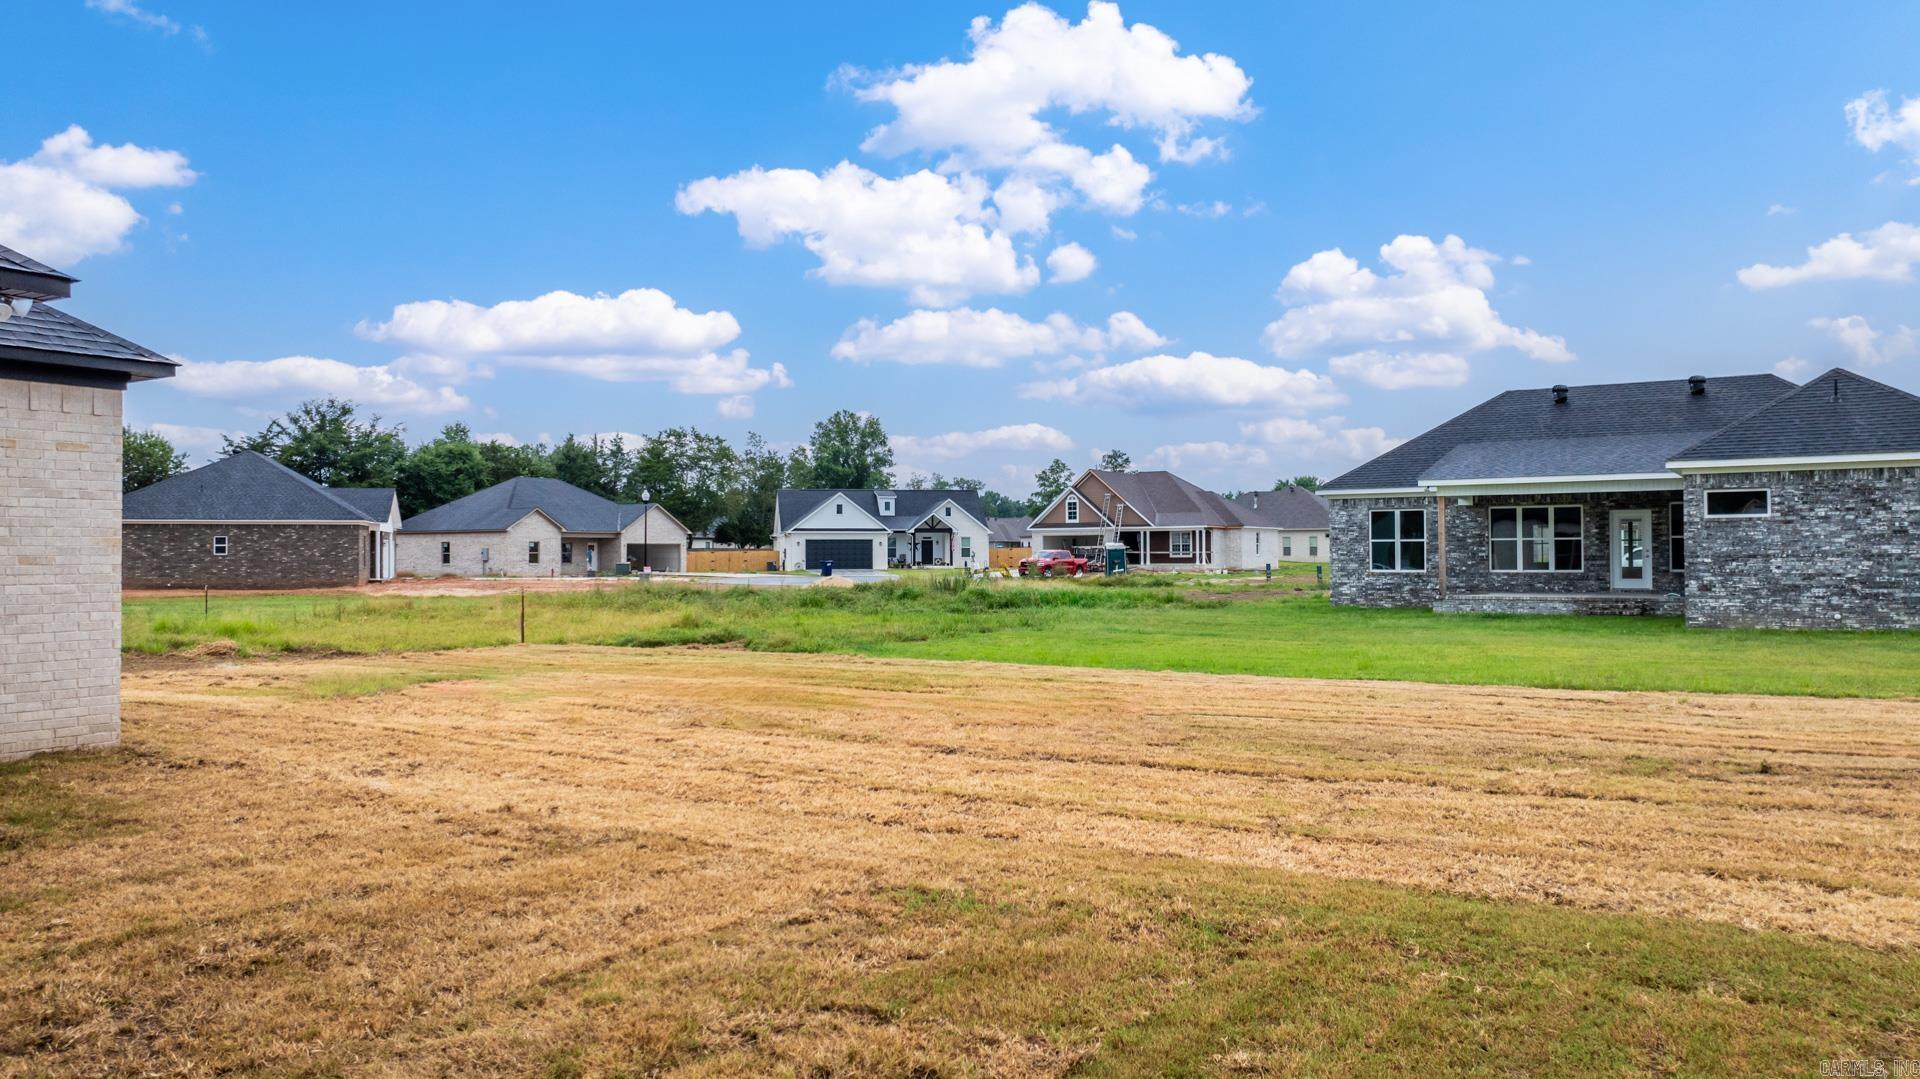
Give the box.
[1103,543,1127,575]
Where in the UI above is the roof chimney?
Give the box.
[1552,384,1569,405]
[1688,374,1706,395]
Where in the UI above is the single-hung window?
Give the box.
[1170,530,1194,557]
[1255,533,1261,554]
[528,540,540,564]
[1065,498,1079,523]
[960,536,972,559]
[1705,489,1769,518]
[1489,506,1581,572]
[561,541,573,565]
[1309,535,1319,557]
[440,541,451,565]
[1370,509,1426,571]
[1668,502,1686,571]
[1282,535,1292,557]
[212,535,230,556]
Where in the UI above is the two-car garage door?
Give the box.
[803,538,873,570]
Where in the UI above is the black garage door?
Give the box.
[804,538,873,570]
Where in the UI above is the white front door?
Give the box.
[1609,510,1652,590]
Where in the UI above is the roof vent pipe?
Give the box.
[1252,493,1259,509]
[1552,384,1569,405]
[1688,375,1706,395]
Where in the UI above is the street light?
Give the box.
[641,488,651,573]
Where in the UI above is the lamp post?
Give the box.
[642,488,651,573]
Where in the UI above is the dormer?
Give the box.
[877,491,896,516]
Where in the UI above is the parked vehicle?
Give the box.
[1017,548,1089,577]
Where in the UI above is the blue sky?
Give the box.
[15,1,1920,494]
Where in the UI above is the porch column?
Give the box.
[1435,496,1448,597]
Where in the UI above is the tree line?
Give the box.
[123,399,1323,545]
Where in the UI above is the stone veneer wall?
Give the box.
[124,522,369,589]
[0,376,124,761]
[1443,491,1684,596]
[1685,467,1920,629]
[1327,495,1440,607]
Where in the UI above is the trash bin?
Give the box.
[821,559,834,577]
[613,563,632,576]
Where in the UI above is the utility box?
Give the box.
[613,562,632,576]
[1103,544,1127,575]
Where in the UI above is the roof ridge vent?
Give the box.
[1688,374,1706,395]
[1552,384,1569,405]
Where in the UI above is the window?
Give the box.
[440,542,451,565]
[561,541,573,565]
[1282,535,1292,557]
[943,506,951,517]
[1370,509,1426,571]
[1488,506,1582,572]
[1254,533,1261,554]
[835,503,844,515]
[1065,497,1080,523]
[888,535,898,558]
[1705,489,1769,518]
[528,540,540,564]
[1668,502,1686,571]
[1309,535,1319,557]
[1170,530,1194,557]
[212,535,230,556]
[960,536,972,560]
[880,498,893,514]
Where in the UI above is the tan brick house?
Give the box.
[0,244,176,761]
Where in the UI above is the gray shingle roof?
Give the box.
[1080,469,1244,528]
[331,487,398,521]
[1672,368,1920,462]
[986,516,1032,543]
[776,489,988,531]
[401,476,653,533]
[0,244,75,285]
[1222,485,1330,529]
[1322,374,1797,491]
[0,302,175,370]
[124,452,386,522]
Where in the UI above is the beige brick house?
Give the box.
[0,244,176,761]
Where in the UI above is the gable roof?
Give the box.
[1322,374,1798,491]
[1671,368,1920,463]
[331,487,398,521]
[1223,485,1330,530]
[776,488,988,532]
[401,476,655,533]
[0,243,75,300]
[1076,469,1244,528]
[124,452,387,522]
[986,516,1032,543]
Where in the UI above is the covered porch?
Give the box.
[887,516,959,567]
[1030,527,1215,569]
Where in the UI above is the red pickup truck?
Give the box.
[1017,548,1090,577]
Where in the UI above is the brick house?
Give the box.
[123,451,399,588]
[1321,369,1920,629]
[397,476,689,576]
[1028,468,1329,570]
[0,244,176,761]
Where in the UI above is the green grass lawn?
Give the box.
[124,573,1920,697]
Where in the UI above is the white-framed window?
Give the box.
[527,540,540,564]
[835,503,844,515]
[1255,533,1261,554]
[440,541,451,565]
[1668,502,1686,571]
[943,506,951,517]
[880,498,893,515]
[212,535,230,556]
[1370,509,1426,572]
[1065,497,1080,523]
[1170,530,1194,557]
[1705,489,1769,519]
[1282,535,1292,557]
[1489,506,1582,572]
[1309,535,1319,557]
[888,535,898,558]
[960,536,972,560]
[561,541,573,565]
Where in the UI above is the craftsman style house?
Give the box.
[1322,369,1920,629]
[774,488,991,569]
[397,476,688,576]
[124,452,399,588]
[1,243,175,760]
[1029,468,1329,570]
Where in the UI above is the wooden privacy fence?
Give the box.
[687,548,780,573]
[989,547,1032,570]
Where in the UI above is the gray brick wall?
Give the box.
[1443,491,1684,596]
[0,376,123,761]
[1685,467,1920,629]
[1328,495,1440,607]
[124,522,370,589]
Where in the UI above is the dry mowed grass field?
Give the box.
[4,646,1919,1075]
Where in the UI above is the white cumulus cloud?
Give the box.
[1737,222,1920,288]
[1240,415,1405,463]
[1328,350,1470,389]
[676,162,1037,306]
[1847,89,1920,178]
[173,356,470,415]
[1046,242,1098,283]
[0,126,196,264]
[1809,315,1917,367]
[1263,235,1573,386]
[1022,351,1345,412]
[1142,441,1268,470]
[833,307,1163,367]
[892,422,1075,461]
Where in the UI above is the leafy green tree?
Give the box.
[718,433,788,547]
[782,445,814,490]
[626,426,738,534]
[476,438,554,487]
[222,397,407,488]
[550,435,608,496]
[123,427,188,493]
[1097,449,1132,472]
[978,489,1028,517]
[396,424,491,517]
[1277,474,1321,491]
[807,409,893,489]
[1031,458,1073,514]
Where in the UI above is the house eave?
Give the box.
[1319,486,1428,499]
[1667,451,1920,473]
[1419,472,1684,496]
